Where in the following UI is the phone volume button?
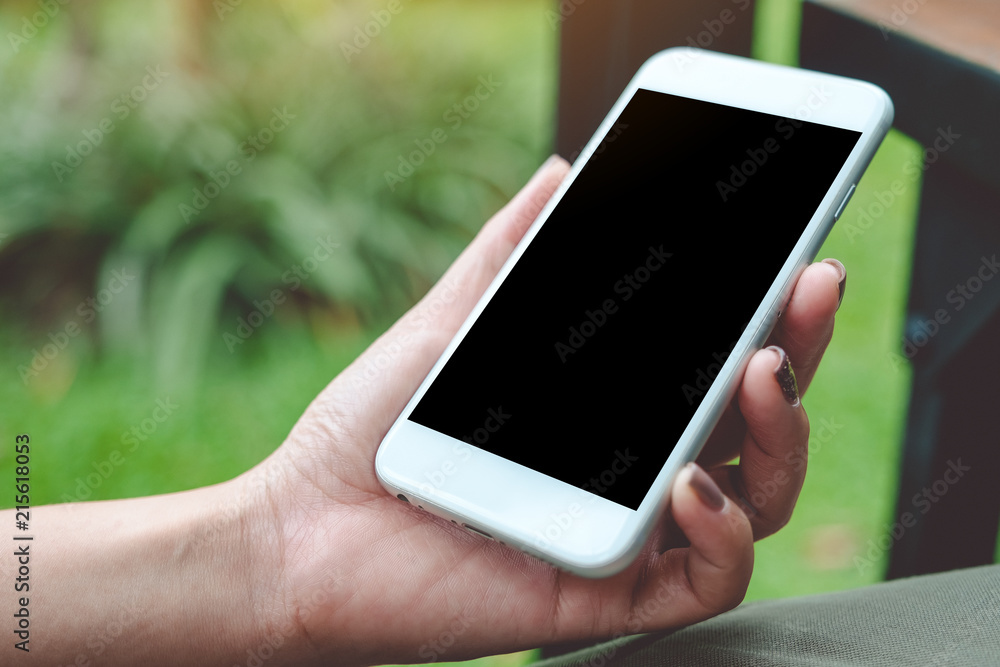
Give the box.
[833,184,857,221]
[462,523,495,540]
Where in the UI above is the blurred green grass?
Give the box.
[0,1,929,666]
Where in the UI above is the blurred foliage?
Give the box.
[0,5,553,665]
[2,1,976,664]
[0,0,554,391]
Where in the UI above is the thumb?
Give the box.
[284,156,572,479]
[668,462,754,620]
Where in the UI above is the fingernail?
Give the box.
[767,345,800,407]
[821,258,846,311]
[685,463,726,512]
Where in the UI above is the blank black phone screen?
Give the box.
[409,88,860,510]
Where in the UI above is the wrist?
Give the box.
[227,459,325,667]
[181,476,281,666]
[27,478,284,666]
[125,480,277,666]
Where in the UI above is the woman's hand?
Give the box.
[238,155,848,666]
[12,156,844,667]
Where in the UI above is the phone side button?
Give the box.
[463,524,495,540]
[833,184,857,221]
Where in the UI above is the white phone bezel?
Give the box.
[376,47,893,577]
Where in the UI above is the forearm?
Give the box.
[2,476,285,666]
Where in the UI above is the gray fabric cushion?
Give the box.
[536,564,1000,666]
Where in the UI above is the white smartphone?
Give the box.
[376,48,893,578]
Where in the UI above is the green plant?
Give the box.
[0,0,553,389]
